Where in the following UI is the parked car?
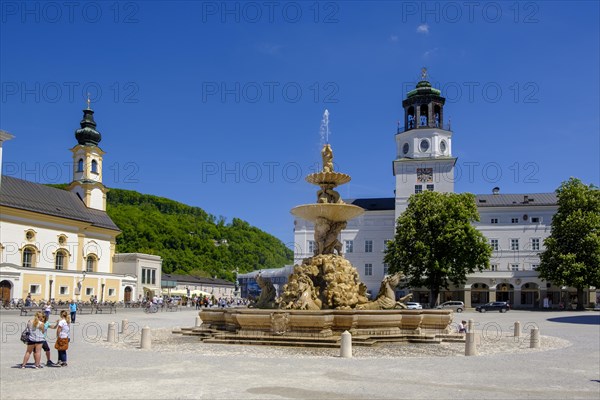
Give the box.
[436,301,465,313]
[475,302,510,313]
[406,302,423,310]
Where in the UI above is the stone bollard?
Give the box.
[465,331,477,356]
[514,321,521,338]
[121,319,129,334]
[195,316,202,327]
[140,326,151,349]
[107,322,117,343]
[467,319,474,333]
[340,331,352,358]
[530,327,540,348]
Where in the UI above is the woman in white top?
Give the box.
[21,311,46,369]
[56,310,71,367]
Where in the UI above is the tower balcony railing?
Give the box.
[397,122,452,133]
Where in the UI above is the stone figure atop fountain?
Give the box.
[321,143,334,173]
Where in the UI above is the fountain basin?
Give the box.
[306,171,351,186]
[291,203,365,222]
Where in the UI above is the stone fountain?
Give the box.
[176,117,463,347]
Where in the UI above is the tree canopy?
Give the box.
[538,178,600,310]
[384,191,491,307]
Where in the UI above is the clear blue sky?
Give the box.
[1,1,599,246]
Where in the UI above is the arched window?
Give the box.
[55,251,66,270]
[22,248,35,268]
[77,159,84,172]
[86,255,97,272]
[91,160,98,173]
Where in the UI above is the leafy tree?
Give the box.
[384,191,491,308]
[538,178,600,310]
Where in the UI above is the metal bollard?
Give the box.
[140,326,151,349]
[465,332,477,356]
[195,316,202,327]
[530,327,540,348]
[121,319,129,334]
[340,331,352,358]
[107,322,117,343]
[514,321,521,338]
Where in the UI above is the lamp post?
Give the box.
[101,283,105,303]
[76,271,87,301]
[48,279,54,301]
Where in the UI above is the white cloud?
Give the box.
[423,47,438,58]
[416,24,429,34]
[390,35,399,42]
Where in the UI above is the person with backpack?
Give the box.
[20,311,46,369]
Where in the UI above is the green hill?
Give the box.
[49,185,293,281]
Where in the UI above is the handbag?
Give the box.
[55,337,69,351]
[20,326,30,343]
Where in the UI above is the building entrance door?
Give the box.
[124,286,132,302]
[0,280,12,305]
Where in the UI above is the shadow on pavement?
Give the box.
[547,315,600,325]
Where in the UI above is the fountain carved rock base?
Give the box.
[279,255,368,310]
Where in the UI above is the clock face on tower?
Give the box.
[416,168,433,183]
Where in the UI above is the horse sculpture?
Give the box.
[356,272,413,310]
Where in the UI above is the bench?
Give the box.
[20,306,40,316]
[77,306,95,315]
[165,303,181,312]
[52,308,70,315]
[94,305,117,314]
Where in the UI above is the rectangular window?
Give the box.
[531,238,540,251]
[414,185,422,194]
[511,218,519,224]
[364,263,373,276]
[426,184,434,191]
[491,218,498,224]
[29,284,40,294]
[85,288,94,296]
[108,288,115,296]
[365,240,373,253]
[59,286,69,295]
[383,263,389,275]
[308,240,315,254]
[531,217,541,223]
[141,268,146,284]
[490,264,498,272]
[511,239,519,251]
[531,264,539,270]
[490,239,499,251]
[55,253,64,270]
[151,269,156,285]
[511,264,519,271]
[345,240,354,253]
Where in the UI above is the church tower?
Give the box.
[67,101,107,211]
[393,69,457,221]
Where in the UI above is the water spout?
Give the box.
[320,109,330,144]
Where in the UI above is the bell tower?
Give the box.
[67,99,107,211]
[393,68,457,221]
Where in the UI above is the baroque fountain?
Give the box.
[177,113,461,346]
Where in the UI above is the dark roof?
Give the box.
[475,193,557,207]
[347,198,395,211]
[162,273,234,287]
[0,175,120,231]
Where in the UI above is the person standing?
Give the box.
[55,310,70,367]
[69,300,77,323]
[21,311,46,369]
[44,302,52,320]
[41,315,58,366]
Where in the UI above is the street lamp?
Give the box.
[48,279,54,301]
[101,283,105,303]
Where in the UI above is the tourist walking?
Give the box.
[69,300,77,323]
[20,311,46,369]
[41,314,58,366]
[55,310,71,367]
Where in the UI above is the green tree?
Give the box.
[538,178,600,310]
[384,191,491,308]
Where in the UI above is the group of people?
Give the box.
[21,310,71,369]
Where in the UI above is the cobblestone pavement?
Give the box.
[1,308,598,399]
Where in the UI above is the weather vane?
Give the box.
[86,93,91,110]
[421,67,428,80]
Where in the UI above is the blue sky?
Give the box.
[1,1,599,246]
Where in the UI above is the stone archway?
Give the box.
[520,282,540,307]
[0,280,12,305]
[470,282,489,305]
[496,283,514,304]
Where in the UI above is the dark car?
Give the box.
[475,301,510,313]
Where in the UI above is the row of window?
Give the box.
[141,268,157,285]
[490,216,542,224]
[22,247,98,272]
[307,240,392,254]
[415,184,434,194]
[489,238,541,252]
[28,284,115,297]
[488,263,539,272]
[77,158,99,174]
